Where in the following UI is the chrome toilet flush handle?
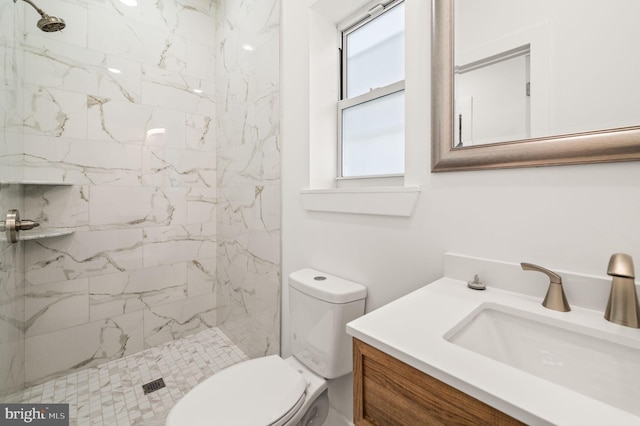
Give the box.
[0,209,40,243]
[521,262,571,312]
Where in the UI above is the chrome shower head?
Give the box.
[37,14,66,32]
[15,0,66,32]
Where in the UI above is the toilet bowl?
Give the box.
[166,269,367,426]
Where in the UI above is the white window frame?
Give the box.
[337,0,405,180]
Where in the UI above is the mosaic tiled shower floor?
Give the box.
[8,328,248,425]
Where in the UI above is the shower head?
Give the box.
[14,0,66,32]
[37,14,66,32]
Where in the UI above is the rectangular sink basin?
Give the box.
[445,303,640,416]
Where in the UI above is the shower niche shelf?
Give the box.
[0,229,74,242]
[0,180,75,242]
[0,181,72,186]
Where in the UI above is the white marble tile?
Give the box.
[186,113,215,152]
[22,85,87,139]
[239,230,280,266]
[91,0,177,31]
[187,187,216,225]
[24,311,144,383]
[217,43,280,106]
[0,2,23,48]
[162,187,189,226]
[186,39,216,80]
[25,229,143,285]
[95,55,142,104]
[87,9,187,73]
[141,67,215,115]
[0,337,24,400]
[174,1,216,41]
[0,79,23,141]
[23,135,142,186]
[217,235,280,317]
[89,186,184,229]
[0,185,24,396]
[214,0,281,360]
[24,278,89,338]
[0,166,25,186]
[215,0,279,78]
[0,183,23,209]
[87,97,152,143]
[0,244,23,346]
[89,264,187,322]
[217,184,280,237]
[216,103,280,186]
[143,225,215,268]
[0,91,24,159]
[143,293,216,348]
[143,107,187,149]
[142,146,216,188]
[23,35,100,95]
[187,257,216,297]
[24,185,89,231]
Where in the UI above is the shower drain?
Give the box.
[142,378,166,394]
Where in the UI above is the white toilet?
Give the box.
[166,268,367,426]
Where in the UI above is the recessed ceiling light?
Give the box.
[192,88,203,94]
[119,0,138,6]
[107,67,122,74]
[242,44,255,52]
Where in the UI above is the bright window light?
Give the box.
[345,2,404,98]
[342,90,405,177]
[339,0,405,178]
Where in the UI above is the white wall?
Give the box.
[281,0,640,421]
[456,0,640,136]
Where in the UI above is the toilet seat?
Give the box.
[166,355,307,426]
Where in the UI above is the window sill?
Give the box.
[300,186,421,217]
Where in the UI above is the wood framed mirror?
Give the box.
[431,0,640,172]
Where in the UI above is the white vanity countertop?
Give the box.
[346,278,640,426]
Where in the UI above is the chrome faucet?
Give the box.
[521,262,571,312]
[604,253,640,328]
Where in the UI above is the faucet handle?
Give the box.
[521,262,562,284]
[521,262,571,312]
[607,253,635,279]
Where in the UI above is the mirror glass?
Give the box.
[431,0,640,172]
[453,0,640,148]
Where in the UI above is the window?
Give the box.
[339,1,405,179]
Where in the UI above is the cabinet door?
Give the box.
[353,339,524,426]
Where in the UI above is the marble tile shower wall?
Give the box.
[214,0,280,359]
[0,186,25,398]
[0,1,26,398]
[11,0,219,385]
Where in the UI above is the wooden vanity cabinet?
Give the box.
[353,339,524,426]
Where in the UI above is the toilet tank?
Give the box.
[289,269,367,379]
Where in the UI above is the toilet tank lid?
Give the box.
[289,269,367,304]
